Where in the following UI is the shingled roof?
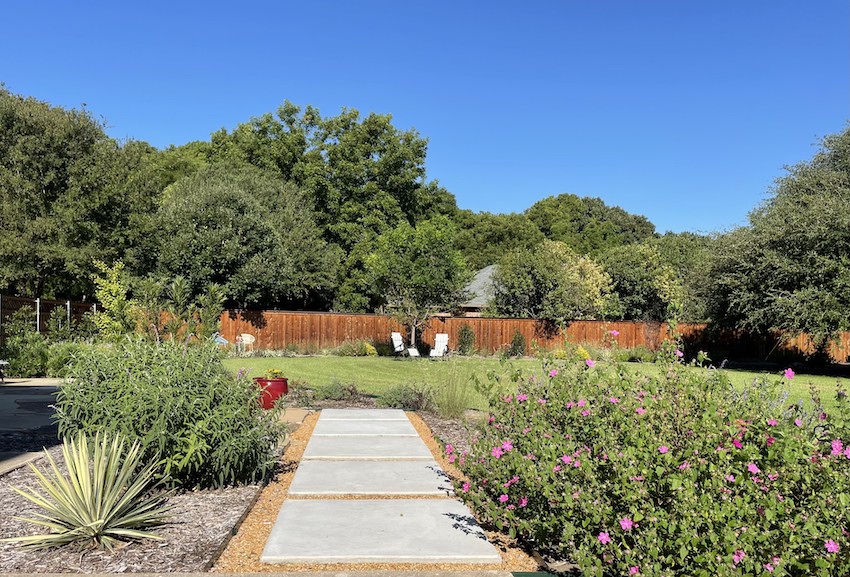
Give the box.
[461,265,497,309]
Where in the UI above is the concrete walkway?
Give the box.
[261,408,501,565]
[0,379,61,476]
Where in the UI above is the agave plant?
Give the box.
[5,432,171,550]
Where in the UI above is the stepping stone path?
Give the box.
[261,408,501,565]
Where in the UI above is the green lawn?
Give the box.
[223,355,850,412]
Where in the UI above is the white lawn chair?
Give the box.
[429,333,449,358]
[240,333,256,353]
[391,332,406,355]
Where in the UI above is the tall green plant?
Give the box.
[5,432,170,550]
[54,338,284,488]
[2,306,48,377]
[91,260,137,340]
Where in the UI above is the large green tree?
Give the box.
[365,216,470,344]
[0,88,125,297]
[490,240,614,324]
[525,193,656,255]
[453,210,545,270]
[707,125,850,352]
[156,164,340,308]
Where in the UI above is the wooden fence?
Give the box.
[0,295,96,348]
[219,310,850,362]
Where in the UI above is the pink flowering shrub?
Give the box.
[458,354,850,576]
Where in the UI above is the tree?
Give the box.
[525,193,656,255]
[453,210,545,270]
[365,216,471,345]
[599,243,684,322]
[156,164,340,308]
[650,232,714,322]
[490,240,614,325]
[707,125,850,354]
[0,88,125,298]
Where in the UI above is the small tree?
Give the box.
[366,216,471,345]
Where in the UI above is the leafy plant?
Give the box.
[506,329,526,358]
[5,432,170,550]
[91,260,137,340]
[54,338,284,488]
[431,366,472,418]
[457,324,475,355]
[314,380,361,401]
[2,306,48,377]
[380,382,433,411]
[333,339,377,357]
[459,354,850,576]
[46,341,90,378]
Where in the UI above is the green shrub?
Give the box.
[45,307,73,341]
[46,341,91,378]
[5,432,170,550]
[459,355,850,576]
[54,338,284,488]
[505,329,526,358]
[431,367,472,418]
[457,324,475,355]
[333,339,376,357]
[2,306,49,377]
[613,345,657,363]
[315,380,361,401]
[380,383,433,411]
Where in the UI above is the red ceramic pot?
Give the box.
[253,377,288,409]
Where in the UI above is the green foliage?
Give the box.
[379,382,434,411]
[453,210,544,270]
[460,356,850,576]
[45,341,90,378]
[707,125,850,352]
[600,243,684,321]
[5,432,170,550]
[430,367,472,418]
[54,338,284,488]
[314,380,362,401]
[491,240,614,324]
[651,232,714,323]
[366,216,471,341]
[457,324,475,355]
[333,339,378,357]
[91,260,136,340]
[44,307,72,341]
[2,306,48,377]
[506,329,527,358]
[525,193,656,256]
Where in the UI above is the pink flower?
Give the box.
[503,394,513,403]
[516,393,528,402]
[658,445,669,454]
[610,329,620,336]
[629,567,639,575]
[598,531,611,544]
[826,539,840,553]
[518,496,528,507]
[764,563,774,572]
[619,517,634,531]
[820,412,828,421]
[675,349,684,358]
[462,481,470,492]
[448,454,456,463]
[636,407,646,415]
[784,367,795,379]
[566,401,575,409]
[549,369,558,377]
[629,476,644,482]
[747,463,760,474]
[794,418,803,427]
[498,494,509,503]
[577,399,587,407]
[445,443,454,454]
[732,549,746,565]
[609,396,620,404]
[502,440,514,451]
[491,446,504,458]
[732,438,743,449]
[553,464,561,472]
[832,439,844,456]
[767,418,778,426]
[844,446,850,459]
[725,474,735,483]
[581,410,590,417]
[766,436,776,446]
[678,461,690,470]
[561,455,572,464]
[585,359,596,368]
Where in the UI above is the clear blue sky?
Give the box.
[2,1,848,234]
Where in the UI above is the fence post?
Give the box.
[35,297,41,333]
[66,300,71,329]
[0,294,3,349]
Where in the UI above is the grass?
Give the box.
[223,355,850,412]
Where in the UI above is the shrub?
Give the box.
[458,324,475,355]
[6,432,170,550]
[459,356,850,576]
[380,383,433,411]
[54,338,284,488]
[2,306,49,377]
[46,341,91,378]
[315,380,361,401]
[431,367,473,419]
[613,345,657,363]
[505,329,526,358]
[334,339,376,357]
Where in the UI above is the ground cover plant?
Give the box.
[457,345,850,576]
[55,338,284,488]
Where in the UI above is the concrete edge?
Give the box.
[0,451,43,477]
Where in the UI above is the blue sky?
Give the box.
[2,1,848,234]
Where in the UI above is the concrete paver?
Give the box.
[302,435,434,460]
[312,418,418,436]
[319,408,408,420]
[260,499,501,564]
[288,460,454,496]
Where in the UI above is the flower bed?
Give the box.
[457,352,850,576]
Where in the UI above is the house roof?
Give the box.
[462,265,497,308]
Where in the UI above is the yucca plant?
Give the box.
[5,432,171,550]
